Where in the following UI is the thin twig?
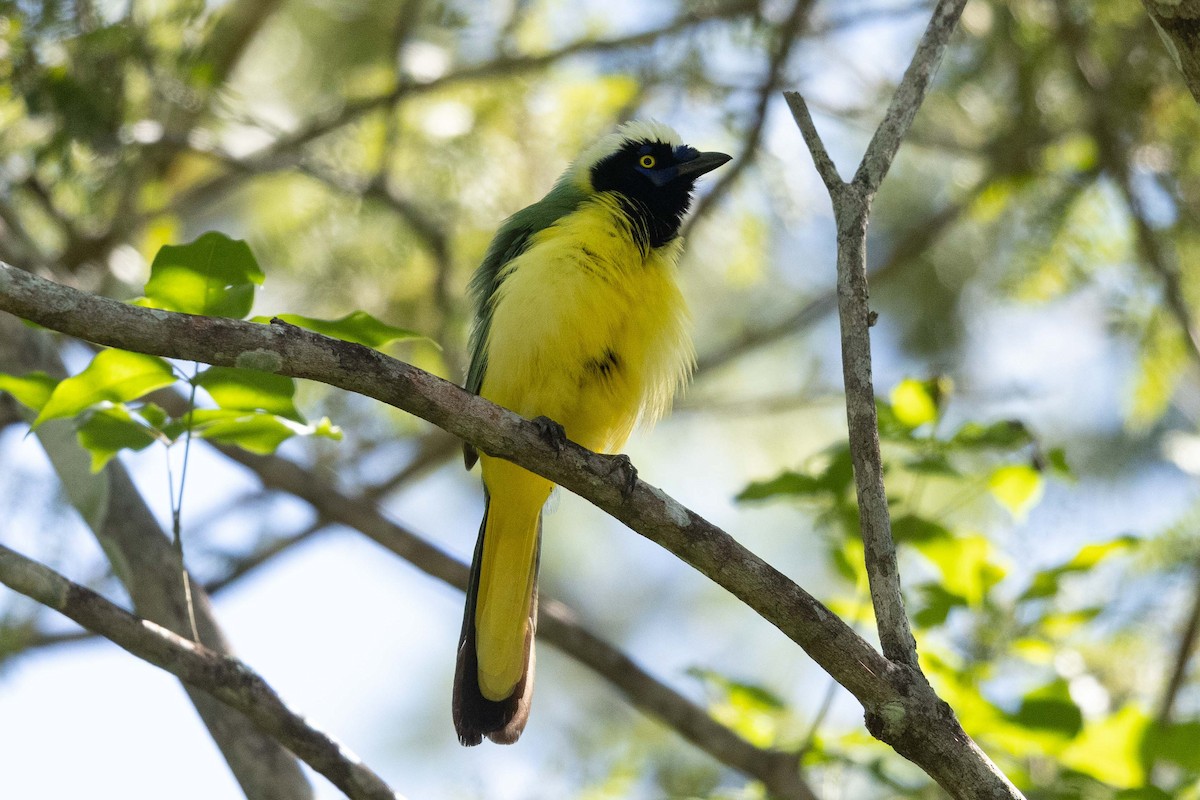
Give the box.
[784,93,845,194]
[1157,560,1200,725]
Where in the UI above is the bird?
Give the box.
[453,120,730,746]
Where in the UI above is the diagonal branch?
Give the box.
[0,315,312,800]
[0,261,1021,798]
[0,543,401,800]
[213,445,816,800]
[684,0,814,235]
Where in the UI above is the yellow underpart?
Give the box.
[473,193,693,699]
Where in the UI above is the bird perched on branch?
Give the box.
[453,120,730,745]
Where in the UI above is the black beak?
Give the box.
[674,150,732,181]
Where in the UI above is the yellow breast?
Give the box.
[479,194,693,454]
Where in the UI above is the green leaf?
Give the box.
[33,350,177,427]
[912,582,967,627]
[0,371,59,412]
[892,514,954,545]
[250,311,430,348]
[76,405,158,471]
[915,533,1005,607]
[141,231,264,318]
[194,366,302,422]
[1061,705,1148,788]
[988,463,1044,520]
[903,452,960,476]
[736,471,825,502]
[890,378,939,428]
[138,402,169,429]
[183,409,342,455]
[1019,536,1137,602]
[687,667,786,748]
[1141,720,1200,771]
[1010,679,1083,738]
[1045,447,1073,478]
[951,420,1033,450]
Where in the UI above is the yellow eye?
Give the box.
[639,154,656,169]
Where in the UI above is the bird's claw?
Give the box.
[532,416,568,453]
[606,454,638,498]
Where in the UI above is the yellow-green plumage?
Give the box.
[453,120,729,745]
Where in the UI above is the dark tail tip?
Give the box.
[452,622,535,746]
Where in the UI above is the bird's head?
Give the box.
[565,120,731,248]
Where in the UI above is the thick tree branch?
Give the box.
[0,543,401,800]
[0,261,1019,798]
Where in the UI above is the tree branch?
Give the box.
[212,445,815,799]
[783,0,965,672]
[1142,0,1200,104]
[0,543,401,800]
[0,261,1021,798]
[0,316,313,800]
[779,4,1023,797]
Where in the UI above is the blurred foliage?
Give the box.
[2,0,1200,798]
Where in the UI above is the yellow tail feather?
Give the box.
[474,455,551,700]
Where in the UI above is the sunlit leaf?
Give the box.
[182,409,342,455]
[138,402,169,429]
[0,371,58,413]
[250,311,430,349]
[33,350,176,427]
[1061,705,1148,788]
[76,405,158,471]
[915,533,1005,607]
[890,378,939,428]
[1129,310,1187,430]
[194,366,302,422]
[688,667,785,748]
[988,463,1044,520]
[1019,536,1136,602]
[140,231,264,319]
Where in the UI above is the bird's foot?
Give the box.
[606,454,638,498]
[531,416,568,453]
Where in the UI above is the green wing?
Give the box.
[463,180,588,468]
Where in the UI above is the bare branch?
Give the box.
[0,543,402,800]
[1158,560,1200,725]
[783,91,847,194]
[785,0,966,673]
[853,0,967,196]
